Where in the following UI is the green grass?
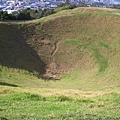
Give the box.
[64,39,108,74]
[0,90,120,120]
[98,41,110,49]
[0,7,120,119]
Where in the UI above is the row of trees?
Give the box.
[0,8,55,20]
[0,4,77,20]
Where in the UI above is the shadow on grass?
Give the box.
[0,117,8,120]
[0,82,19,87]
[0,23,46,78]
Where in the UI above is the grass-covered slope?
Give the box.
[0,7,120,120]
[0,7,120,89]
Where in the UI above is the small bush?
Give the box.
[26,93,46,101]
[50,95,73,102]
[76,98,94,103]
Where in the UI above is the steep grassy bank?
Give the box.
[1,7,120,87]
[0,7,120,119]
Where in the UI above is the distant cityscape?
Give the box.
[0,0,120,14]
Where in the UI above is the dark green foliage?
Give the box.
[0,8,55,20]
[43,9,55,17]
[52,95,73,102]
[57,95,72,102]
[57,3,76,8]
[16,9,32,20]
[0,11,16,20]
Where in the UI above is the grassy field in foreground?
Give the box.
[0,88,120,120]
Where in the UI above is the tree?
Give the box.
[16,10,32,20]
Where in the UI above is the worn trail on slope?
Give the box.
[51,41,61,60]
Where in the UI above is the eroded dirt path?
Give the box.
[51,41,61,61]
[51,41,60,56]
[43,41,61,78]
